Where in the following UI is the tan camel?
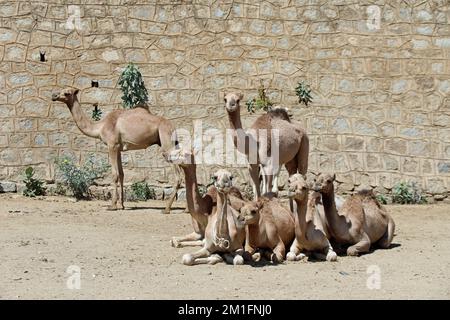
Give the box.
[51,88,180,212]
[237,193,295,263]
[181,169,246,266]
[166,148,246,248]
[312,173,396,256]
[286,174,337,262]
[224,92,309,199]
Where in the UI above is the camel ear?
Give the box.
[238,92,244,100]
[332,173,336,181]
[73,88,79,96]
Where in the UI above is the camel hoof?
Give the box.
[252,252,262,262]
[118,205,125,210]
[233,255,244,266]
[106,206,118,211]
[209,254,223,265]
[160,209,170,214]
[171,239,181,248]
[182,254,194,266]
[347,247,359,256]
[326,251,338,262]
[286,252,297,261]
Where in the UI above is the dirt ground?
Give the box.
[0,193,449,300]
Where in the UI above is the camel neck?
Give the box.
[294,197,308,234]
[69,97,99,139]
[182,165,205,220]
[227,110,243,131]
[214,191,230,241]
[321,188,339,225]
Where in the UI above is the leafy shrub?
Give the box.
[392,181,427,204]
[376,194,388,205]
[130,182,156,201]
[118,63,149,109]
[246,81,273,114]
[91,103,102,121]
[295,81,313,106]
[55,155,109,200]
[23,167,46,197]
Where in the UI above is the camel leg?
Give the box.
[268,238,286,263]
[285,159,298,212]
[107,146,120,211]
[297,133,309,175]
[182,248,223,266]
[286,239,306,262]
[249,164,261,200]
[162,164,181,214]
[171,232,204,248]
[347,232,371,256]
[312,244,337,262]
[223,249,245,265]
[377,216,395,249]
[271,166,281,194]
[117,151,125,210]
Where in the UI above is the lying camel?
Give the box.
[286,174,337,262]
[312,173,395,256]
[166,148,245,248]
[224,92,309,199]
[181,169,246,266]
[237,193,295,263]
[51,88,180,212]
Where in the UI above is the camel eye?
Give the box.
[224,98,227,103]
[236,99,240,103]
[230,176,233,181]
[212,175,217,181]
[64,92,70,96]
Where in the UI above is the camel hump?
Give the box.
[268,108,290,122]
[134,103,150,111]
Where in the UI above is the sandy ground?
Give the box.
[0,193,449,300]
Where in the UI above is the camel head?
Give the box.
[288,173,309,201]
[223,92,243,113]
[212,169,234,193]
[165,148,194,167]
[311,173,336,194]
[237,200,262,225]
[51,88,79,107]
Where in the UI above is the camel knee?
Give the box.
[233,255,244,266]
[326,250,337,262]
[286,252,296,261]
[182,254,195,266]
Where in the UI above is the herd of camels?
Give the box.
[52,88,396,266]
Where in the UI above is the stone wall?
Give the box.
[0,0,449,199]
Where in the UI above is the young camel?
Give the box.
[181,169,246,266]
[166,148,245,248]
[286,174,337,262]
[224,92,309,200]
[237,193,296,263]
[51,88,180,212]
[312,173,396,256]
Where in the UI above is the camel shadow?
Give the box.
[333,242,401,257]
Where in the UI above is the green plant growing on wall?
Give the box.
[130,182,156,201]
[23,167,46,197]
[91,103,102,121]
[295,81,313,106]
[246,81,274,114]
[118,63,149,109]
[376,194,388,205]
[392,181,427,204]
[55,155,110,200]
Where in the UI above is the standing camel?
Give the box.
[181,169,246,266]
[166,148,246,248]
[286,174,337,262]
[312,173,396,256]
[224,92,309,200]
[51,87,180,212]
